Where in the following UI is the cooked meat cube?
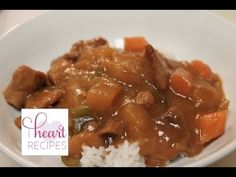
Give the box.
[3,65,47,108]
[65,37,108,60]
[145,45,170,90]
[25,89,64,108]
[85,37,108,48]
[47,57,74,85]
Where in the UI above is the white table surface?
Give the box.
[0,10,236,167]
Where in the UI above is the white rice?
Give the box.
[80,140,146,167]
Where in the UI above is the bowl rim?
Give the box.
[1,10,236,167]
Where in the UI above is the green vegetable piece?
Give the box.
[69,106,95,134]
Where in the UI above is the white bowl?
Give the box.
[0,10,236,167]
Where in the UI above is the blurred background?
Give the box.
[0,10,235,167]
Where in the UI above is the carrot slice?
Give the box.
[191,60,213,80]
[169,68,193,97]
[124,37,148,52]
[197,110,228,144]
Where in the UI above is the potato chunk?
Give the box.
[119,103,154,138]
[85,78,122,111]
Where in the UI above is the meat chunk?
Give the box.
[135,90,154,108]
[3,65,47,108]
[84,37,108,48]
[25,89,64,108]
[145,45,170,90]
[65,37,108,61]
[47,57,74,85]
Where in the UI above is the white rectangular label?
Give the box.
[21,109,68,155]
